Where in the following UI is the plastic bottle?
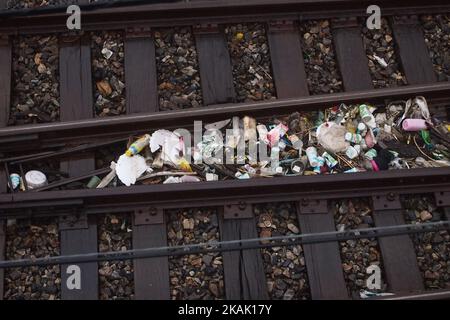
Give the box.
[345,132,362,144]
[290,156,308,175]
[306,147,319,167]
[359,104,376,128]
[346,146,359,159]
[312,157,325,174]
[9,173,21,190]
[364,149,377,160]
[402,119,427,131]
[357,123,367,136]
[125,134,151,157]
[322,152,338,168]
[87,176,101,189]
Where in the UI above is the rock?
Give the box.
[34,53,42,65]
[202,255,213,265]
[287,223,299,234]
[432,233,444,244]
[110,216,119,224]
[9,270,21,281]
[209,283,220,298]
[101,48,113,60]
[286,251,295,260]
[283,288,295,300]
[420,210,433,221]
[259,213,273,227]
[181,66,197,76]
[37,63,47,74]
[260,228,272,239]
[96,80,112,96]
[182,218,195,230]
[267,280,274,292]
[343,263,353,272]
[425,270,438,280]
[191,257,202,267]
[275,279,287,290]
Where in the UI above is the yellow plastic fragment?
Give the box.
[125,134,151,157]
[178,158,193,172]
[235,32,244,41]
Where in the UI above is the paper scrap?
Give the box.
[116,154,148,186]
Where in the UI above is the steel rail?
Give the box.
[0,0,178,18]
[0,167,448,216]
[380,290,450,300]
[0,221,448,268]
[5,137,128,165]
[0,82,449,150]
[1,0,450,34]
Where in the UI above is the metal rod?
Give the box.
[1,167,448,214]
[19,163,28,191]
[0,221,448,269]
[0,0,179,19]
[9,137,128,165]
[29,167,111,192]
[0,151,54,164]
[4,162,13,194]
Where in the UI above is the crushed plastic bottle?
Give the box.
[359,104,377,128]
[306,146,319,167]
[125,134,151,157]
[9,173,21,190]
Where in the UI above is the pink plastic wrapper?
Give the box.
[370,160,380,172]
[364,130,375,149]
[267,123,289,147]
[402,118,427,131]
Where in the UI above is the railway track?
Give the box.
[0,0,449,301]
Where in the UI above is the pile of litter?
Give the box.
[9,96,450,190]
